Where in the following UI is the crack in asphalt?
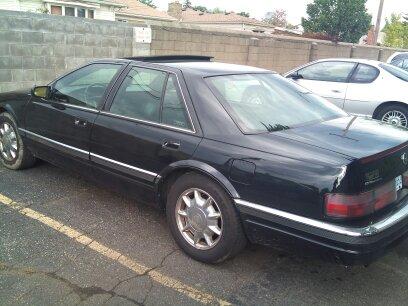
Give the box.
[0,263,143,305]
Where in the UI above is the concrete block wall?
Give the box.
[0,10,405,93]
[0,10,137,92]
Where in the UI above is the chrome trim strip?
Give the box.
[32,101,99,114]
[90,152,158,180]
[99,111,195,134]
[235,198,408,237]
[19,128,89,157]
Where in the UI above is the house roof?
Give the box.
[113,0,176,21]
[180,8,271,28]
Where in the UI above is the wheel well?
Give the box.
[157,167,234,211]
[0,106,6,114]
[373,101,408,119]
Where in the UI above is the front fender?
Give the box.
[156,159,240,199]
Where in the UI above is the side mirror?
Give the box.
[31,86,50,99]
[288,73,303,80]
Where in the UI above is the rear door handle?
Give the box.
[332,89,341,93]
[74,118,88,128]
[162,141,180,150]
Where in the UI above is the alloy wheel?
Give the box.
[0,122,18,161]
[381,110,408,127]
[175,188,223,250]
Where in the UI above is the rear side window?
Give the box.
[350,64,379,83]
[162,75,191,130]
[110,67,166,123]
[109,67,192,130]
[297,61,356,82]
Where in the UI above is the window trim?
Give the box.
[296,61,358,83]
[103,64,196,134]
[349,63,380,84]
[48,62,126,113]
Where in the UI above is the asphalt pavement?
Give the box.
[1,161,408,305]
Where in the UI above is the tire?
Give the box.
[376,104,408,128]
[166,172,247,263]
[0,112,36,170]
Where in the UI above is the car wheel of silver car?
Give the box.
[0,112,36,170]
[378,105,408,128]
[166,172,247,263]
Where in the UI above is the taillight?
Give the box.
[325,180,398,219]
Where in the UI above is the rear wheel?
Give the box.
[376,105,408,128]
[0,112,36,170]
[166,173,247,263]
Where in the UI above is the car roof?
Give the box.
[97,56,273,77]
[158,61,272,76]
[313,58,382,66]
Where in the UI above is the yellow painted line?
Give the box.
[0,194,231,305]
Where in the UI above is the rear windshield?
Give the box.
[379,63,408,82]
[206,73,347,133]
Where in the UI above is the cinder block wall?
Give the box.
[0,10,139,92]
[0,10,404,93]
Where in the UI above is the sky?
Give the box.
[154,0,408,28]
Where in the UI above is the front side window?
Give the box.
[110,67,167,123]
[350,64,379,83]
[53,63,122,109]
[207,73,347,133]
[297,61,356,83]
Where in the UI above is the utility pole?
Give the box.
[374,0,385,45]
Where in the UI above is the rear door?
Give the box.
[24,62,124,170]
[89,64,202,186]
[289,61,356,109]
[343,63,381,116]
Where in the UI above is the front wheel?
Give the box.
[166,173,247,263]
[0,112,36,170]
[377,105,408,128]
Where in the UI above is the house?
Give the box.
[0,0,176,23]
[167,1,274,33]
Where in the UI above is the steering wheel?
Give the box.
[242,85,270,106]
[84,84,106,108]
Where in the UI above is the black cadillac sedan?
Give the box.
[1,56,407,265]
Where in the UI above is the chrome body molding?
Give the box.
[19,129,159,182]
[234,198,408,237]
[99,111,195,134]
[20,128,89,159]
[90,152,158,182]
[32,101,100,114]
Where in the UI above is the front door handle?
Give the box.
[162,141,180,150]
[74,118,88,128]
[332,89,341,93]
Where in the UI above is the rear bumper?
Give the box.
[235,197,408,265]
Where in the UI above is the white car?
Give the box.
[284,58,408,128]
[387,52,408,71]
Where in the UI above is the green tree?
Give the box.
[138,0,156,9]
[383,14,408,48]
[183,0,192,9]
[193,5,209,13]
[302,0,372,43]
[212,7,226,14]
[238,12,250,18]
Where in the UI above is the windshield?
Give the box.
[379,63,408,82]
[206,73,347,133]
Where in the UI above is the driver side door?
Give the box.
[24,62,124,171]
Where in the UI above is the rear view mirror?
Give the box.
[32,86,50,99]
